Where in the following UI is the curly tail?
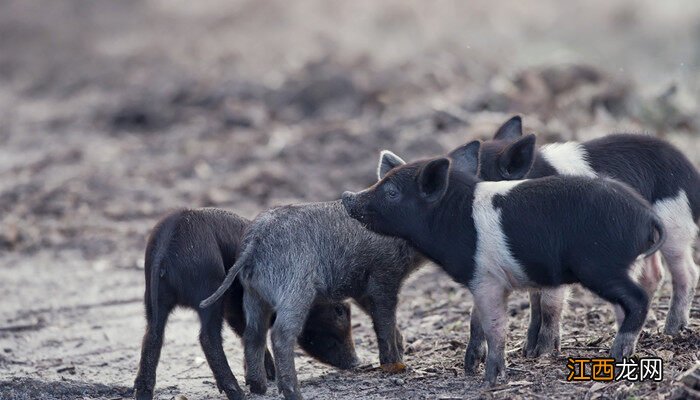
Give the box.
[642,215,666,258]
[200,238,257,309]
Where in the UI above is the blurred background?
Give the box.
[0,1,698,399]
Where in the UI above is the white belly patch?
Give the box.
[540,142,597,177]
[472,181,531,290]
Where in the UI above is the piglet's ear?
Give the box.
[448,140,481,176]
[377,150,406,180]
[498,134,536,180]
[493,116,523,140]
[418,158,450,202]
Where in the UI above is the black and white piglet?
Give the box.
[200,201,426,400]
[472,116,700,338]
[134,208,357,400]
[342,144,665,385]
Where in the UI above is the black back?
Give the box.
[583,134,700,220]
[493,176,658,285]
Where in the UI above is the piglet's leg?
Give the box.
[662,245,699,335]
[610,279,649,360]
[464,303,487,374]
[637,253,664,303]
[358,287,405,373]
[528,286,565,358]
[522,290,542,357]
[271,296,314,400]
[614,255,664,328]
[134,300,174,400]
[471,281,510,386]
[243,290,273,395]
[224,302,276,381]
[198,303,244,400]
[654,192,699,335]
[579,269,649,360]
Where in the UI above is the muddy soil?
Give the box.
[0,1,699,399]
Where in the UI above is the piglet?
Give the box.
[200,201,426,400]
[472,116,699,341]
[134,208,357,400]
[342,144,665,385]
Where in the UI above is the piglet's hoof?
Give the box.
[223,388,245,400]
[247,379,267,395]
[133,388,153,400]
[527,339,560,358]
[381,362,407,374]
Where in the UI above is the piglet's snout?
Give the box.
[341,191,356,210]
[342,191,364,220]
[342,191,355,203]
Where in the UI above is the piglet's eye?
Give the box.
[386,189,398,199]
[335,305,346,317]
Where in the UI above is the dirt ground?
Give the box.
[0,1,699,399]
